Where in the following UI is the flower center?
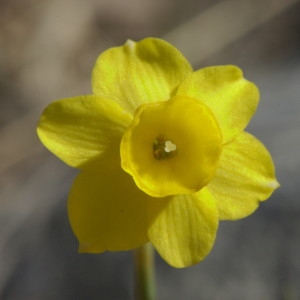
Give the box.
[153,135,177,160]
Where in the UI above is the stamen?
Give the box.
[164,140,176,153]
[153,135,177,160]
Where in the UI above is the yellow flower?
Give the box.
[37,37,279,268]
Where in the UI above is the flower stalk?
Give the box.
[134,243,156,300]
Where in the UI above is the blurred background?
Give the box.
[0,0,299,299]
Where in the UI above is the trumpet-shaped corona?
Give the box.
[121,96,223,197]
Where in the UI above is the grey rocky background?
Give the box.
[0,0,299,299]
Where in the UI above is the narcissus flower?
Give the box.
[37,37,279,268]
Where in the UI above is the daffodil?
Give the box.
[37,37,279,268]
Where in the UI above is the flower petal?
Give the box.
[92,37,192,114]
[37,95,131,169]
[147,189,218,268]
[176,65,259,142]
[68,152,151,252]
[207,132,279,220]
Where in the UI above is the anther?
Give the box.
[153,135,177,160]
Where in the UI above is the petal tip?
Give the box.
[269,179,280,190]
[125,39,136,51]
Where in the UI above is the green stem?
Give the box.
[134,243,156,300]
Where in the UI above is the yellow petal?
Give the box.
[68,152,151,252]
[37,95,131,169]
[92,37,192,114]
[121,96,222,197]
[207,132,279,220]
[148,189,218,268]
[176,65,259,143]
